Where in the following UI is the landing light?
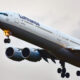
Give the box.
[3,30,11,37]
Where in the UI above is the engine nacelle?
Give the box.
[22,48,41,62]
[6,47,24,61]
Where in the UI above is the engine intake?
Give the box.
[22,48,30,58]
[22,48,41,62]
[6,47,24,61]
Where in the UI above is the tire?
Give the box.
[57,68,62,73]
[76,71,80,76]
[4,39,10,43]
[65,73,70,78]
[62,68,66,73]
[61,73,65,78]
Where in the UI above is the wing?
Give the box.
[38,49,56,63]
[5,47,56,63]
[65,46,80,56]
[66,46,80,50]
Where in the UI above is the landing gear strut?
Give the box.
[3,30,11,43]
[57,61,70,78]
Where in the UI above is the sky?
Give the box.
[0,0,80,80]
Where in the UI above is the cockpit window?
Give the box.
[0,12,8,16]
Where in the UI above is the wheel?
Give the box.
[4,38,10,43]
[65,73,70,78]
[62,68,66,73]
[57,68,62,73]
[61,73,65,78]
[76,71,80,76]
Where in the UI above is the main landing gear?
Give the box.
[76,71,80,76]
[3,30,11,43]
[57,61,70,78]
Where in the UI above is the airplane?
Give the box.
[0,11,80,78]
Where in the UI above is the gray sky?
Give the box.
[0,0,80,80]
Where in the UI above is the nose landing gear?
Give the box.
[3,30,11,43]
[4,37,10,43]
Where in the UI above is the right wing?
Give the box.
[5,47,56,63]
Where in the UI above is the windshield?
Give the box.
[0,12,8,16]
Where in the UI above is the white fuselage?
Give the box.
[0,11,80,67]
[1,12,80,48]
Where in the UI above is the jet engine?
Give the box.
[22,48,41,62]
[6,47,24,61]
[5,47,56,62]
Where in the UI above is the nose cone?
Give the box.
[0,11,8,22]
[0,12,8,29]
